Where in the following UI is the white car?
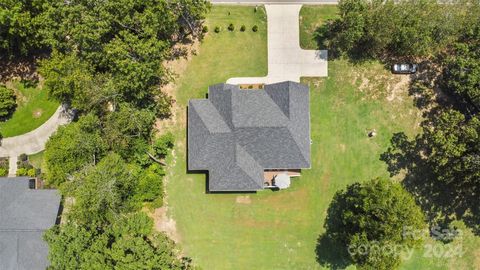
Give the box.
[392,63,418,74]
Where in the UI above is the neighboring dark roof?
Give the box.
[0,177,61,270]
[188,81,311,191]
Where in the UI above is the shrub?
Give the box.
[228,23,234,31]
[240,25,246,32]
[0,158,8,170]
[16,168,28,176]
[214,26,220,33]
[27,168,36,177]
[0,168,7,176]
[153,132,174,158]
[19,153,28,162]
[0,85,17,120]
[252,25,258,32]
[202,25,208,33]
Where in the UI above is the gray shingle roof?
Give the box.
[188,81,311,191]
[0,177,61,270]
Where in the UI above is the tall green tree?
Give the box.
[318,178,426,270]
[102,103,156,159]
[64,153,138,227]
[44,114,107,186]
[40,0,209,108]
[382,109,480,234]
[324,0,475,59]
[443,19,480,114]
[45,213,190,270]
[0,0,47,57]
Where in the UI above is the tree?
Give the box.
[40,0,209,109]
[44,114,107,186]
[65,153,139,227]
[443,19,480,114]
[45,212,191,269]
[318,178,426,270]
[38,51,93,108]
[382,109,480,234]
[324,0,475,59]
[102,103,156,160]
[0,85,16,120]
[0,0,47,58]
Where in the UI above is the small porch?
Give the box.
[263,169,301,189]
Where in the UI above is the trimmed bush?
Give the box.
[228,23,234,31]
[252,25,258,32]
[16,168,28,177]
[214,26,220,33]
[27,168,36,177]
[202,25,208,33]
[0,85,16,120]
[0,168,7,176]
[240,25,246,32]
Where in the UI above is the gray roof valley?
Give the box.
[188,81,311,191]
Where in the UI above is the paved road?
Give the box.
[227,4,328,84]
[0,105,72,176]
[211,0,337,4]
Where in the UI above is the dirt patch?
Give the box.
[149,206,181,243]
[473,248,480,270]
[236,195,252,204]
[387,75,410,102]
[338,143,346,152]
[32,109,43,118]
[155,41,200,133]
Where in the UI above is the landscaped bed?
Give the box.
[0,80,59,137]
[162,5,480,270]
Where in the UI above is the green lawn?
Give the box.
[299,5,339,50]
[29,151,45,170]
[0,80,59,137]
[164,5,480,270]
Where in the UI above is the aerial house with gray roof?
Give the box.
[0,177,61,270]
[187,81,311,192]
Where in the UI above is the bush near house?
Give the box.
[16,153,41,177]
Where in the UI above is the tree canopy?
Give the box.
[443,19,480,115]
[318,178,426,270]
[44,114,107,186]
[322,0,478,60]
[382,109,480,234]
[45,212,190,270]
[0,0,48,58]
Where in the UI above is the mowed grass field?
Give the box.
[164,5,480,270]
[0,80,58,137]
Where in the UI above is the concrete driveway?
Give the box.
[0,105,72,176]
[227,5,328,84]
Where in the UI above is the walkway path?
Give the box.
[227,4,328,84]
[0,105,72,176]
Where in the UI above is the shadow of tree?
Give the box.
[381,132,480,237]
[315,234,351,269]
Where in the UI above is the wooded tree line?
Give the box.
[321,0,480,60]
[2,0,209,268]
[316,1,480,269]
